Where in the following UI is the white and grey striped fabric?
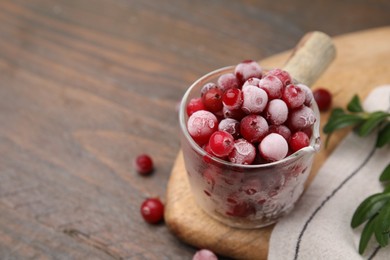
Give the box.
[269,86,390,260]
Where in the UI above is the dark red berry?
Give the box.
[140,198,164,224]
[289,131,310,152]
[134,154,153,175]
[240,115,269,143]
[202,88,223,113]
[313,88,332,111]
[282,84,305,109]
[186,97,205,116]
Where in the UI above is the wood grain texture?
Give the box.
[165,27,390,259]
[0,0,390,259]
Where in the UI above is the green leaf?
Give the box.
[323,114,364,134]
[376,121,390,148]
[347,95,364,112]
[380,164,390,182]
[357,111,390,137]
[384,185,390,194]
[374,200,390,247]
[351,193,390,228]
[359,215,377,254]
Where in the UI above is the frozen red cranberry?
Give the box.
[282,84,306,109]
[289,131,310,152]
[140,198,164,224]
[209,131,235,157]
[202,88,223,113]
[259,133,288,162]
[242,77,261,90]
[222,88,243,110]
[192,249,218,260]
[241,85,268,114]
[228,139,256,165]
[267,68,292,86]
[297,83,314,106]
[218,118,240,138]
[259,75,284,99]
[313,88,332,111]
[226,200,256,217]
[234,60,263,84]
[288,105,316,131]
[240,115,269,143]
[134,154,154,175]
[265,99,288,126]
[222,106,246,120]
[200,82,219,97]
[186,97,206,116]
[217,73,239,91]
[269,125,291,141]
[187,110,218,146]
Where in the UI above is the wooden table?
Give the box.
[0,1,389,259]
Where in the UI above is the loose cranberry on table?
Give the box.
[313,88,332,111]
[192,249,218,260]
[140,198,164,224]
[134,154,154,175]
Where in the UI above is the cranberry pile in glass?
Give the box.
[186,60,316,165]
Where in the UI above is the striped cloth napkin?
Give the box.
[268,86,390,260]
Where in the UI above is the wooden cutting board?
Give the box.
[165,26,390,260]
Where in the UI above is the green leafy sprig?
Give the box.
[323,94,390,254]
[323,94,390,148]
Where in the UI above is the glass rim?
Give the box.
[179,65,321,169]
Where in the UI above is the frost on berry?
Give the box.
[282,84,306,109]
[218,118,240,138]
[241,85,268,114]
[259,75,284,99]
[289,105,316,131]
[187,110,218,145]
[200,82,219,97]
[228,139,256,165]
[240,114,269,143]
[265,99,288,126]
[297,83,314,106]
[269,125,292,141]
[192,249,218,260]
[259,133,288,162]
[267,68,292,86]
[242,77,261,90]
[217,73,239,92]
[234,60,263,84]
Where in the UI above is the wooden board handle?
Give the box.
[283,31,336,86]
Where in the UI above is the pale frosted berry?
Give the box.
[269,125,291,141]
[265,99,288,126]
[222,88,243,110]
[242,77,261,90]
[187,110,218,145]
[200,82,219,97]
[218,118,240,138]
[192,249,218,260]
[259,75,284,99]
[228,139,256,165]
[202,88,223,113]
[218,73,239,91]
[140,198,164,224]
[259,133,288,162]
[313,88,332,111]
[289,105,316,130]
[267,68,292,86]
[134,154,154,175]
[240,115,269,143]
[234,60,263,84]
[222,106,246,120]
[282,84,306,109]
[209,131,235,157]
[290,131,310,152]
[186,97,205,116]
[241,85,268,114]
[297,83,314,106]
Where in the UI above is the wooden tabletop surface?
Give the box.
[1,1,389,259]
